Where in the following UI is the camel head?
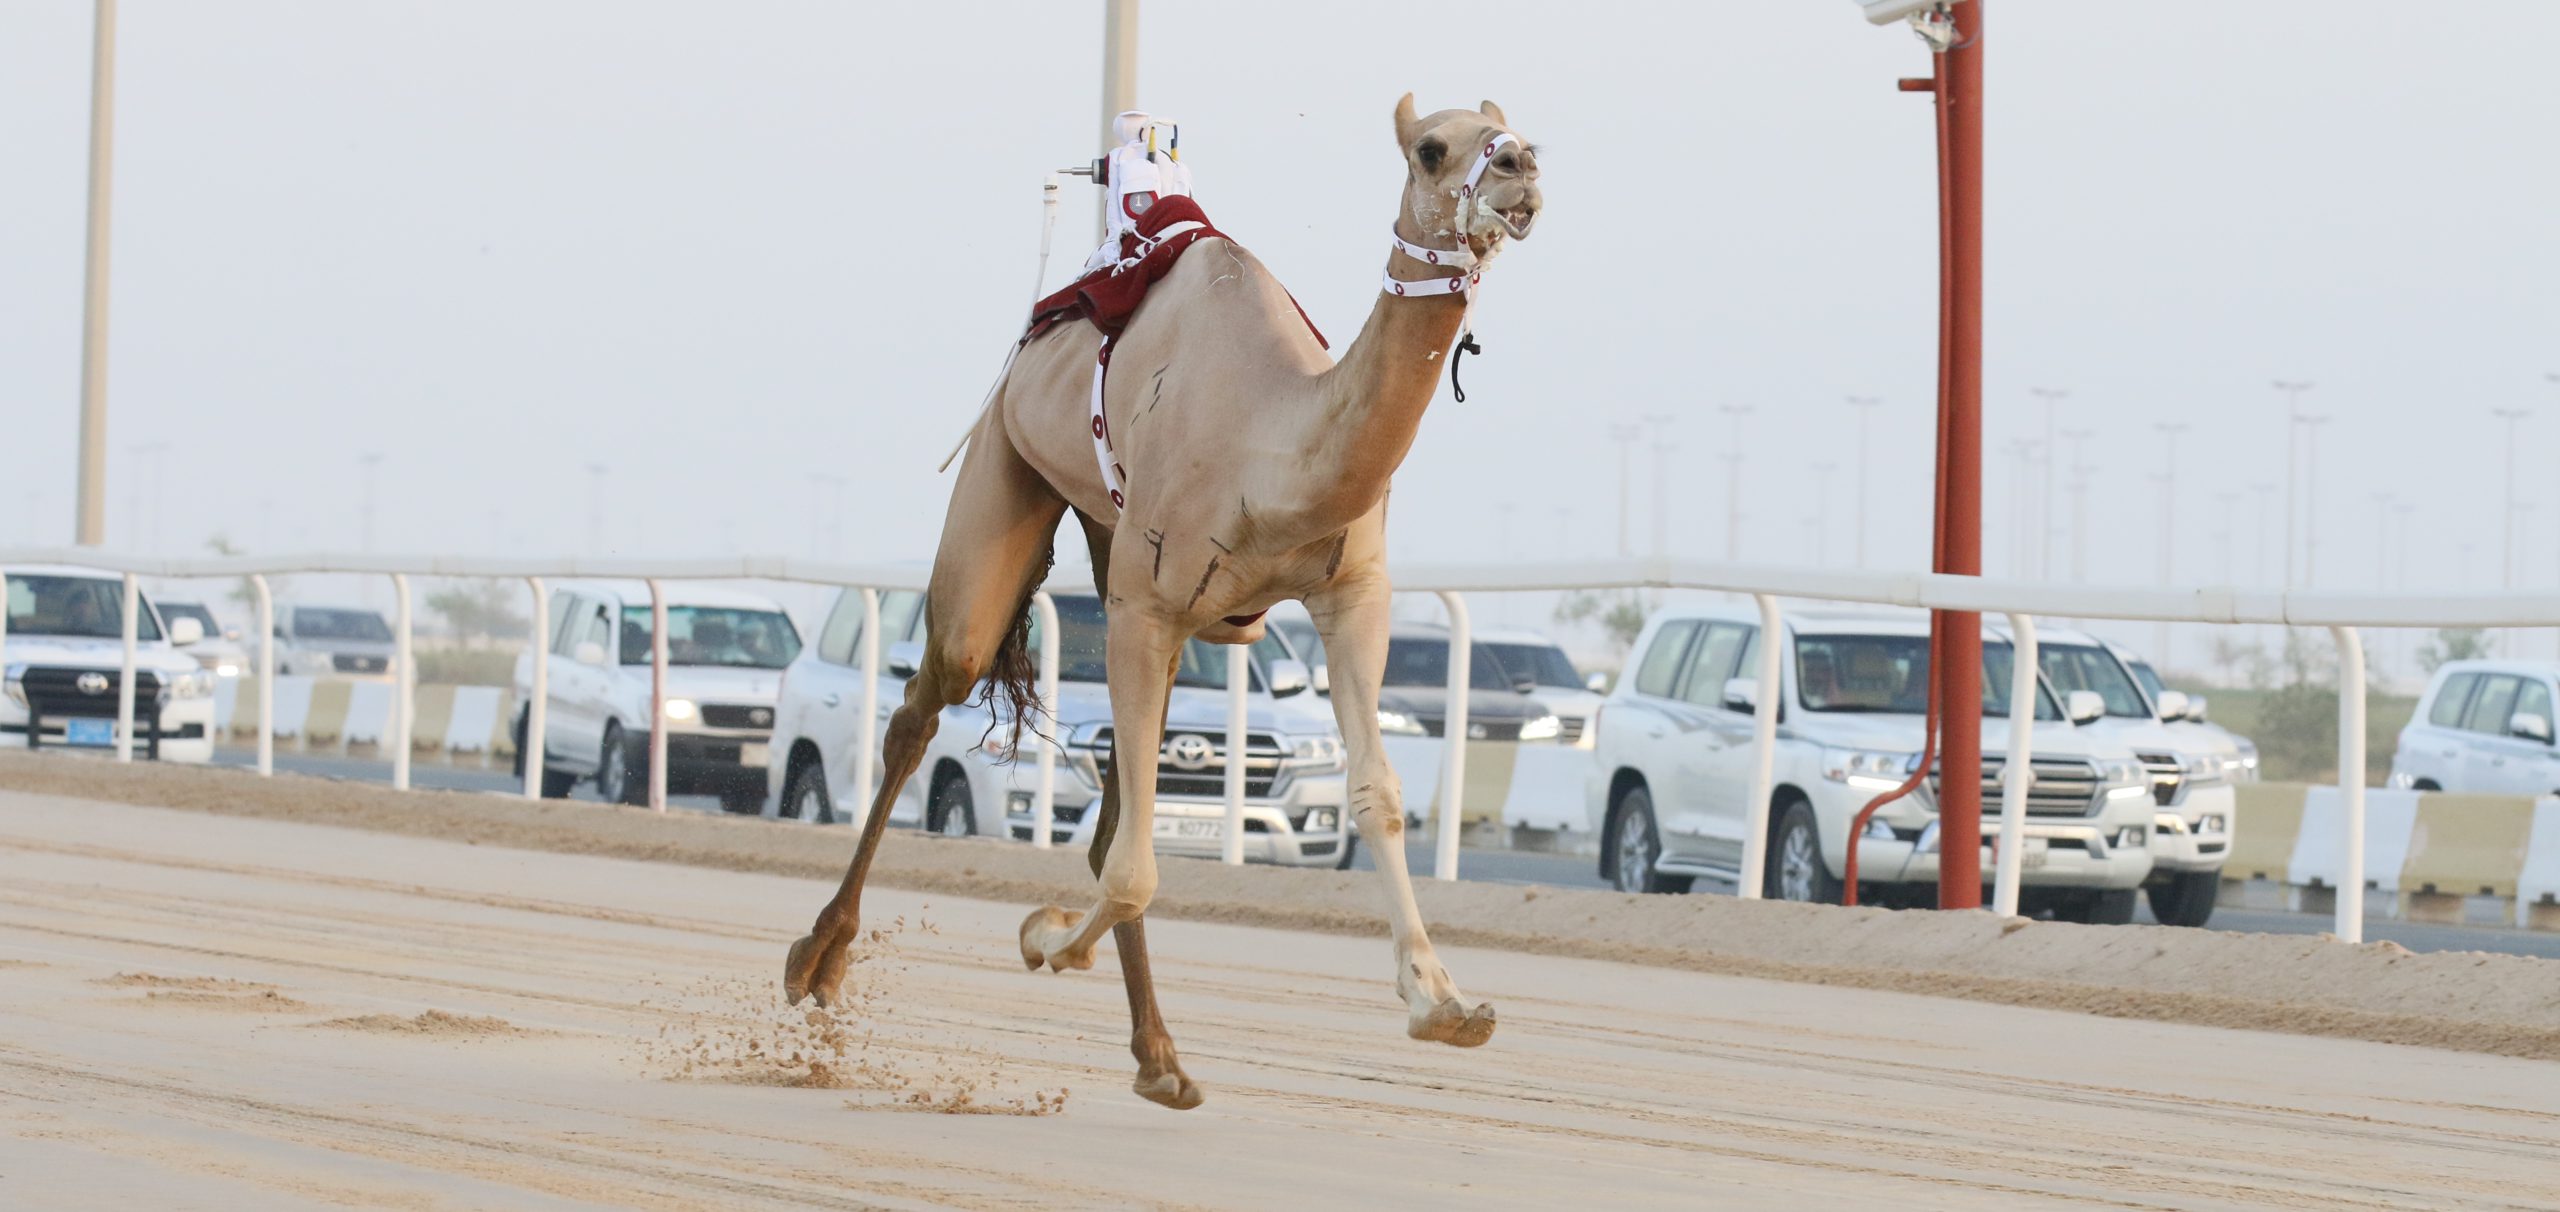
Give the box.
[1392,94,1542,257]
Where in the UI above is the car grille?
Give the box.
[1927,757,2102,817]
[332,653,389,674]
[2134,751,2185,807]
[18,665,162,710]
[1557,717,1586,744]
[1417,715,1524,741]
[699,703,774,730]
[1086,727,1284,799]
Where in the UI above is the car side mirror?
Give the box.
[222,626,242,642]
[2066,689,2106,725]
[2183,695,2209,723]
[1267,658,1311,698]
[885,640,925,679]
[2512,711,2555,745]
[2153,690,2190,722]
[573,640,607,667]
[167,617,205,646]
[1722,677,1758,712]
[1312,664,1330,695]
[1586,671,1608,693]
[1512,677,1537,696]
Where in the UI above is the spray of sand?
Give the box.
[637,917,1067,1116]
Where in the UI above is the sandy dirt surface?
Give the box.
[4,790,2560,1208]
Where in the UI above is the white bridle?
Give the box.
[1379,131,1520,302]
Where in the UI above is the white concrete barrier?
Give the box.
[2517,798,2560,930]
[342,680,393,747]
[2291,787,2419,905]
[446,686,503,754]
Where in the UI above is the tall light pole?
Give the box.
[2248,482,2277,587]
[357,451,384,553]
[1716,404,1753,562]
[1809,461,1837,566]
[2153,422,2189,666]
[2273,380,2314,585]
[74,0,120,546]
[2030,387,2068,577]
[1846,396,1882,568]
[584,462,609,553]
[2299,414,2330,586]
[2214,490,2242,583]
[2493,407,2530,588]
[1643,415,1675,560]
[126,440,167,550]
[2370,490,2395,590]
[1098,0,1138,241]
[1609,423,1642,558]
[2067,464,2093,582]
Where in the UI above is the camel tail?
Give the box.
[968,534,1057,755]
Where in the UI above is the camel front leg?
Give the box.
[1306,571,1496,1047]
[1019,609,1178,974]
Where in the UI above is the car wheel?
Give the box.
[2058,887,2138,925]
[783,760,837,825]
[2145,869,2219,928]
[1334,829,1359,871]
[514,714,576,798]
[2412,779,2441,792]
[1768,799,1845,905]
[597,724,642,805]
[928,770,975,838]
[1609,785,1692,895]
[718,786,763,815]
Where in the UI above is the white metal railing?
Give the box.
[4,547,2499,942]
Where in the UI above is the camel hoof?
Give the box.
[1133,1067,1205,1111]
[1411,998,1497,1048]
[1018,905,1085,972]
[783,933,824,1006]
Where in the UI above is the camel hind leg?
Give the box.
[784,418,1066,1009]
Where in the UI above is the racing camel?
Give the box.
[785,95,1543,1110]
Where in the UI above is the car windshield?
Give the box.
[1793,634,2059,719]
[2039,644,2150,718]
[1483,642,1580,689]
[4,574,164,642]
[295,609,392,642]
[1273,618,1325,669]
[2127,659,2166,701]
[160,603,218,632]
[619,606,801,669]
[1382,636,1513,690]
[1034,596,1249,690]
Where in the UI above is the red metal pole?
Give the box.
[1934,1,1986,910]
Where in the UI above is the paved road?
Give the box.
[214,748,2560,959]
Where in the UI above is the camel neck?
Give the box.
[1291,238,1469,532]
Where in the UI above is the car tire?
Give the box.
[1608,785,1692,895]
[1334,829,1359,871]
[1767,799,1845,905]
[598,723,644,806]
[927,770,975,838]
[783,760,837,825]
[513,714,576,798]
[718,786,763,815]
[2145,868,2220,928]
[2059,887,2138,925]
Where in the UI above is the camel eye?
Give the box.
[1416,139,1445,172]
[1496,153,1517,173]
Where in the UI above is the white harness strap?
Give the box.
[1090,335,1127,512]
[1378,131,1517,300]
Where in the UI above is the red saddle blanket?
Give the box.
[1021,196,1326,349]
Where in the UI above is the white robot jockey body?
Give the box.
[1081,111,1195,274]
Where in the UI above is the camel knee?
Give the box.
[1099,858,1158,916]
[1350,776,1405,839]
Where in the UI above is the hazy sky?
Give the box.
[4,2,2556,661]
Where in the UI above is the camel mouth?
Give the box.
[1496,204,1538,240]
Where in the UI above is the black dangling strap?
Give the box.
[1449,331,1483,403]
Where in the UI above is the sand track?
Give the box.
[1,785,2557,1207]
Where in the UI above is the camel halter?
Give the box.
[1381,131,1518,403]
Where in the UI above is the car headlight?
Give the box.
[1377,709,1427,736]
[1518,713,1561,742]
[2096,758,2144,786]
[214,662,240,678]
[1822,747,1916,791]
[1290,734,1343,763]
[3,664,25,706]
[167,669,215,700]
[663,698,697,722]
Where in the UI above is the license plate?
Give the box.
[738,742,769,768]
[1155,818,1223,839]
[2017,837,2049,869]
[65,718,115,747]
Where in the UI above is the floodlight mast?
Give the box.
[1861,0,1983,911]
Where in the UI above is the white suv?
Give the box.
[1588,606,2157,921]
[266,605,399,679]
[3,566,217,762]
[2012,626,2243,927]
[2391,660,2560,796]
[511,582,799,812]
[1477,628,1605,747]
[767,589,1354,868]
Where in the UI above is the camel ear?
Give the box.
[1479,99,1508,125]
[1393,92,1420,148]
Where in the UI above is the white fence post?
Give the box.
[1435,590,1472,881]
[647,578,668,812]
[252,573,273,776]
[523,576,547,798]
[1993,612,2038,917]
[854,587,882,825]
[390,572,411,790]
[1033,591,1060,849]
[1222,642,1249,865]
[115,571,137,762]
[2331,624,2368,943]
[1739,593,1785,899]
